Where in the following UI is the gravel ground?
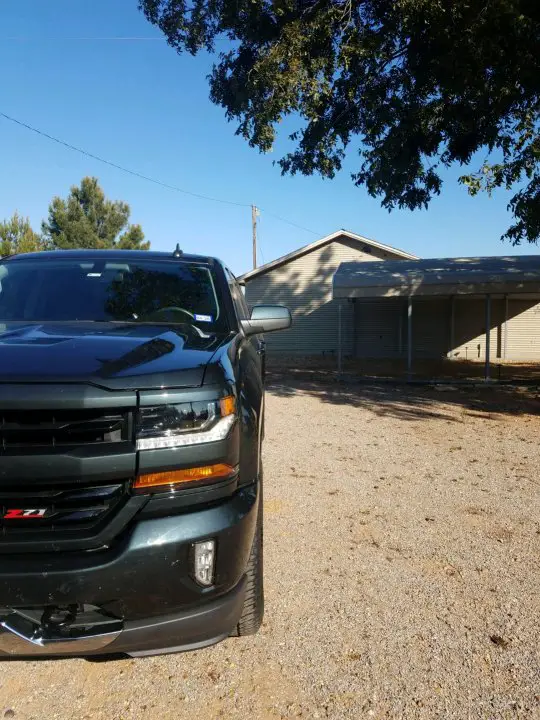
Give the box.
[0,378,539,719]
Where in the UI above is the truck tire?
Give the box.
[235,486,264,636]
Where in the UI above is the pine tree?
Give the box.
[42,177,149,250]
[0,212,47,256]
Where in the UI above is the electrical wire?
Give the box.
[258,209,319,237]
[0,111,250,208]
[0,110,322,235]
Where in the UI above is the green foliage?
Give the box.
[0,212,48,256]
[140,0,540,244]
[42,177,150,250]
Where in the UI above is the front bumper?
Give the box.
[0,577,246,659]
[0,486,258,658]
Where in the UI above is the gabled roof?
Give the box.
[238,229,418,282]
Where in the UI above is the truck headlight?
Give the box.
[136,396,236,451]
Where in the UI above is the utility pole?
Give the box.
[251,205,258,270]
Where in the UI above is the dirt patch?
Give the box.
[0,380,539,719]
[267,354,540,382]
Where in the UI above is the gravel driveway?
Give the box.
[0,377,539,719]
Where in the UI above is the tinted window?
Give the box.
[0,258,228,333]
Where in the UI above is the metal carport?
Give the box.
[332,256,540,380]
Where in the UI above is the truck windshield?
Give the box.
[0,258,228,333]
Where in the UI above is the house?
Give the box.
[240,229,540,371]
[238,229,416,357]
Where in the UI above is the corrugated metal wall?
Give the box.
[244,238,394,355]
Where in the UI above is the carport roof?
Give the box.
[333,255,540,298]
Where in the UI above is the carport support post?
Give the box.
[337,299,343,378]
[407,296,413,380]
[449,295,455,357]
[503,294,508,360]
[485,294,491,381]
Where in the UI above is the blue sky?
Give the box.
[0,0,536,275]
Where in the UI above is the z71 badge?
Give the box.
[3,509,48,519]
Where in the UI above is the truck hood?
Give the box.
[0,322,226,389]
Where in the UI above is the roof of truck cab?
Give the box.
[3,250,220,264]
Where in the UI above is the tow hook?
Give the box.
[0,604,124,654]
[41,604,79,633]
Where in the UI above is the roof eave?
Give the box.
[238,230,417,282]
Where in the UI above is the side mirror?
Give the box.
[241,305,292,336]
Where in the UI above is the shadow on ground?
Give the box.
[267,356,540,382]
[267,370,540,422]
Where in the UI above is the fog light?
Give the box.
[193,540,216,587]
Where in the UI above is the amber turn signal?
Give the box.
[219,395,236,416]
[133,463,236,493]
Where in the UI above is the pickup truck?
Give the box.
[0,248,291,658]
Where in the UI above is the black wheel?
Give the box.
[235,486,264,636]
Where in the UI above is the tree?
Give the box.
[0,212,47,256]
[42,177,150,250]
[140,0,540,244]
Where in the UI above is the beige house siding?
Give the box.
[450,297,540,361]
[354,299,403,357]
[413,298,450,358]
[355,298,451,359]
[244,238,397,355]
[451,298,502,361]
[505,299,540,360]
[353,295,540,362]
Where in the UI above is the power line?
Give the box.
[0,110,321,235]
[259,210,319,237]
[0,111,249,208]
